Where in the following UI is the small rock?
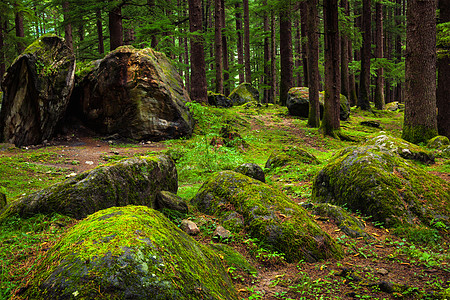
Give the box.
[213,226,232,240]
[234,163,265,182]
[180,219,200,236]
[377,268,389,275]
[66,172,77,178]
[85,161,94,165]
[360,120,381,128]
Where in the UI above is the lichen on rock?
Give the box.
[0,155,177,220]
[427,135,450,149]
[19,206,238,300]
[192,171,343,262]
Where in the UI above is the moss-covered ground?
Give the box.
[1,103,449,299]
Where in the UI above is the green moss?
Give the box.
[229,83,259,105]
[265,146,320,169]
[192,171,343,262]
[22,206,238,300]
[427,135,450,149]
[402,124,438,145]
[209,243,257,275]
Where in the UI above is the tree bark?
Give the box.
[62,1,73,51]
[15,5,25,53]
[263,0,271,103]
[220,0,229,95]
[348,39,357,107]
[96,9,104,54]
[188,0,207,103]
[109,6,123,51]
[295,19,302,87]
[300,2,308,87]
[321,0,341,136]
[306,0,320,128]
[0,17,5,83]
[270,11,277,102]
[235,3,244,84]
[394,0,403,102]
[243,0,251,83]
[279,0,293,106]
[358,0,371,110]
[402,0,438,143]
[214,0,223,93]
[374,2,384,109]
[437,0,450,138]
[340,0,349,100]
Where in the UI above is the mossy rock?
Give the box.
[286,87,324,118]
[265,146,320,170]
[192,171,343,262]
[312,146,450,229]
[0,193,6,210]
[228,83,259,105]
[309,203,368,238]
[0,155,177,220]
[155,191,188,214]
[234,163,265,182]
[209,243,257,275]
[427,135,450,149]
[385,102,404,111]
[19,206,238,300]
[207,91,232,108]
[363,134,435,164]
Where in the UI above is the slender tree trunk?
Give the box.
[96,9,104,54]
[221,0,229,95]
[62,1,73,51]
[270,11,277,103]
[109,6,123,51]
[214,0,223,93]
[188,0,207,103]
[437,0,449,138]
[263,0,270,103]
[358,0,371,110]
[0,17,5,83]
[402,0,438,143]
[279,0,293,106]
[394,0,403,102]
[295,19,302,87]
[374,2,384,109]
[15,6,25,53]
[384,5,393,104]
[348,39,357,106]
[322,0,341,136]
[300,2,308,87]
[243,0,251,83]
[340,0,349,100]
[235,3,244,84]
[307,0,320,128]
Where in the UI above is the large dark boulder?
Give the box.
[0,35,75,146]
[192,171,343,262]
[228,82,259,105]
[312,146,450,228]
[207,91,232,108]
[0,155,177,220]
[76,46,193,141]
[19,206,238,300]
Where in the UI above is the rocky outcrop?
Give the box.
[0,35,75,146]
[0,155,177,220]
[76,46,193,141]
[18,206,238,300]
[192,171,342,262]
[228,83,259,105]
[427,135,449,149]
[265,146,320,170]
[312,146,450,228]
[207,91,232,108]
[234,163,265,182]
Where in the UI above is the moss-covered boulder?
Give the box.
[363,134,435,164]
[265,146,320,170]
[19,206,237,300]
[209,243,257,275]
[235,163,265,182]
[207,91,232,108]
[228,83,259,105]
[385,101,405,111]
[155,191,188,213]
[427,135,450,149]
[192,171,342,262]
[1,155,177,220]
[0,192,6,210]
[0,35,75,146]
[312,146,450,228]
[76,46,193,141]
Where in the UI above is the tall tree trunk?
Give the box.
[15,5,25,53]
[270,11,277,103]
[295,19,302,87]
[402,0,438,143]
[307,0,320,128]
[109,6,123,51]
[235,3,244,84]
[221,0,229,95]
[263,0,270,103]
[384,5,393,104]
[437,0,450,138]
[279,0,293,106]
[214,0,223,93]
[148,0,159,48]
[358,0,371,110]
[96,9,104,54]
[62,1,73,51]
[0,17,5,83]
[340,0,349,100]
[188,0,207,103]
[300,2,308,87]
[348,39,357,106]
[321,0,341,136]
[243,0,251,83]
[394,0,403,102]
[374,2,384,109]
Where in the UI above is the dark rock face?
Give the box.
[155,191,188,213]
[1,155,177,220]
[207,91,232,107]
[0,35,75,146]
[228,83,259,105]
[312,146,450,228]
[192,171,342,262]
[234,163,265,182]
[76,46,193,141]
[19,206,238,300]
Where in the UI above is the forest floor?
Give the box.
[1,104,449,299]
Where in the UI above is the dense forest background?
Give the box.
[0,0,448,141]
